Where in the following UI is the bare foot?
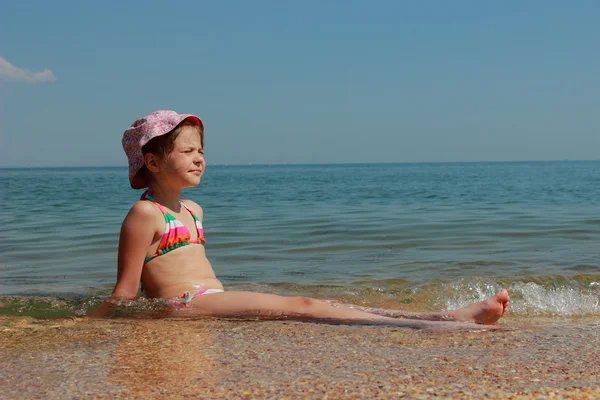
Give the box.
[449,289,510,325]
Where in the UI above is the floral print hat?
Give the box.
[122,110,204,189]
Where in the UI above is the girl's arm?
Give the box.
[87,201,158,318]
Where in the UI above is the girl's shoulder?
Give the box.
[119,200,165,242]
[123,200,165,227]
[129,199,162,216]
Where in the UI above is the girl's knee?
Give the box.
[290,296,315,313]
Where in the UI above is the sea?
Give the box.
[1,161,599,319]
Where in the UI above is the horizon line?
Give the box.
[0,159,598,169]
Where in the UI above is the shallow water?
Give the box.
[1,162,599,317]
[1,315,599,398]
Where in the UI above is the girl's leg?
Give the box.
[334,289,510,325]
[187,291,505,330]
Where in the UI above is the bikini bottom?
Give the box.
[167,288,224,313]
[182,288,224,304]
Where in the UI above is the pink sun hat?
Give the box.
[122,110,204,189]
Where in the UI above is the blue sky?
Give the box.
[1,1,598,167]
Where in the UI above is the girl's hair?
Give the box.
[138,119,204,185]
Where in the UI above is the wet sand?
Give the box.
[1,315,599,399]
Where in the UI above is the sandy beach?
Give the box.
[1,314,599,399]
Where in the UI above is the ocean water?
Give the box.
[1,161,599,318]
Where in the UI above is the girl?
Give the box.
[90,110,510,330]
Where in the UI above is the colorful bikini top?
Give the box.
[142,192,206,264]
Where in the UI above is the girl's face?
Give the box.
[160,125,205,188]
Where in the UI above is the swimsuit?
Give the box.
[167,289,225,313]
[140,192,223,311]
[141,191,206,264]
[181,288,224,304]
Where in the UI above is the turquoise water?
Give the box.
[1,162,599,317]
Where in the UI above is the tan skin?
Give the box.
[90,125,510,330]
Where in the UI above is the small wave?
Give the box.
[1,275,598,318]
[0,296,172,319]
[440,276,600,316]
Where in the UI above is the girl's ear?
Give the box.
[144,153,161,173]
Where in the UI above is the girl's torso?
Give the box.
[140,192,223,298]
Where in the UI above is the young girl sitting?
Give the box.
[89,110,510,330]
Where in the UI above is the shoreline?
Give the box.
[1,315,599,398]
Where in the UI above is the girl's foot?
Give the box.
[449,289,510,325]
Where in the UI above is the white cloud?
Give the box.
[0,56,56,83]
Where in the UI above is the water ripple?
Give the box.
[2,162,600,297]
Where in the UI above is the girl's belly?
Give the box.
[141,245,223,298]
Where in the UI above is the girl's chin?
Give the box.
[184,178,202,187]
